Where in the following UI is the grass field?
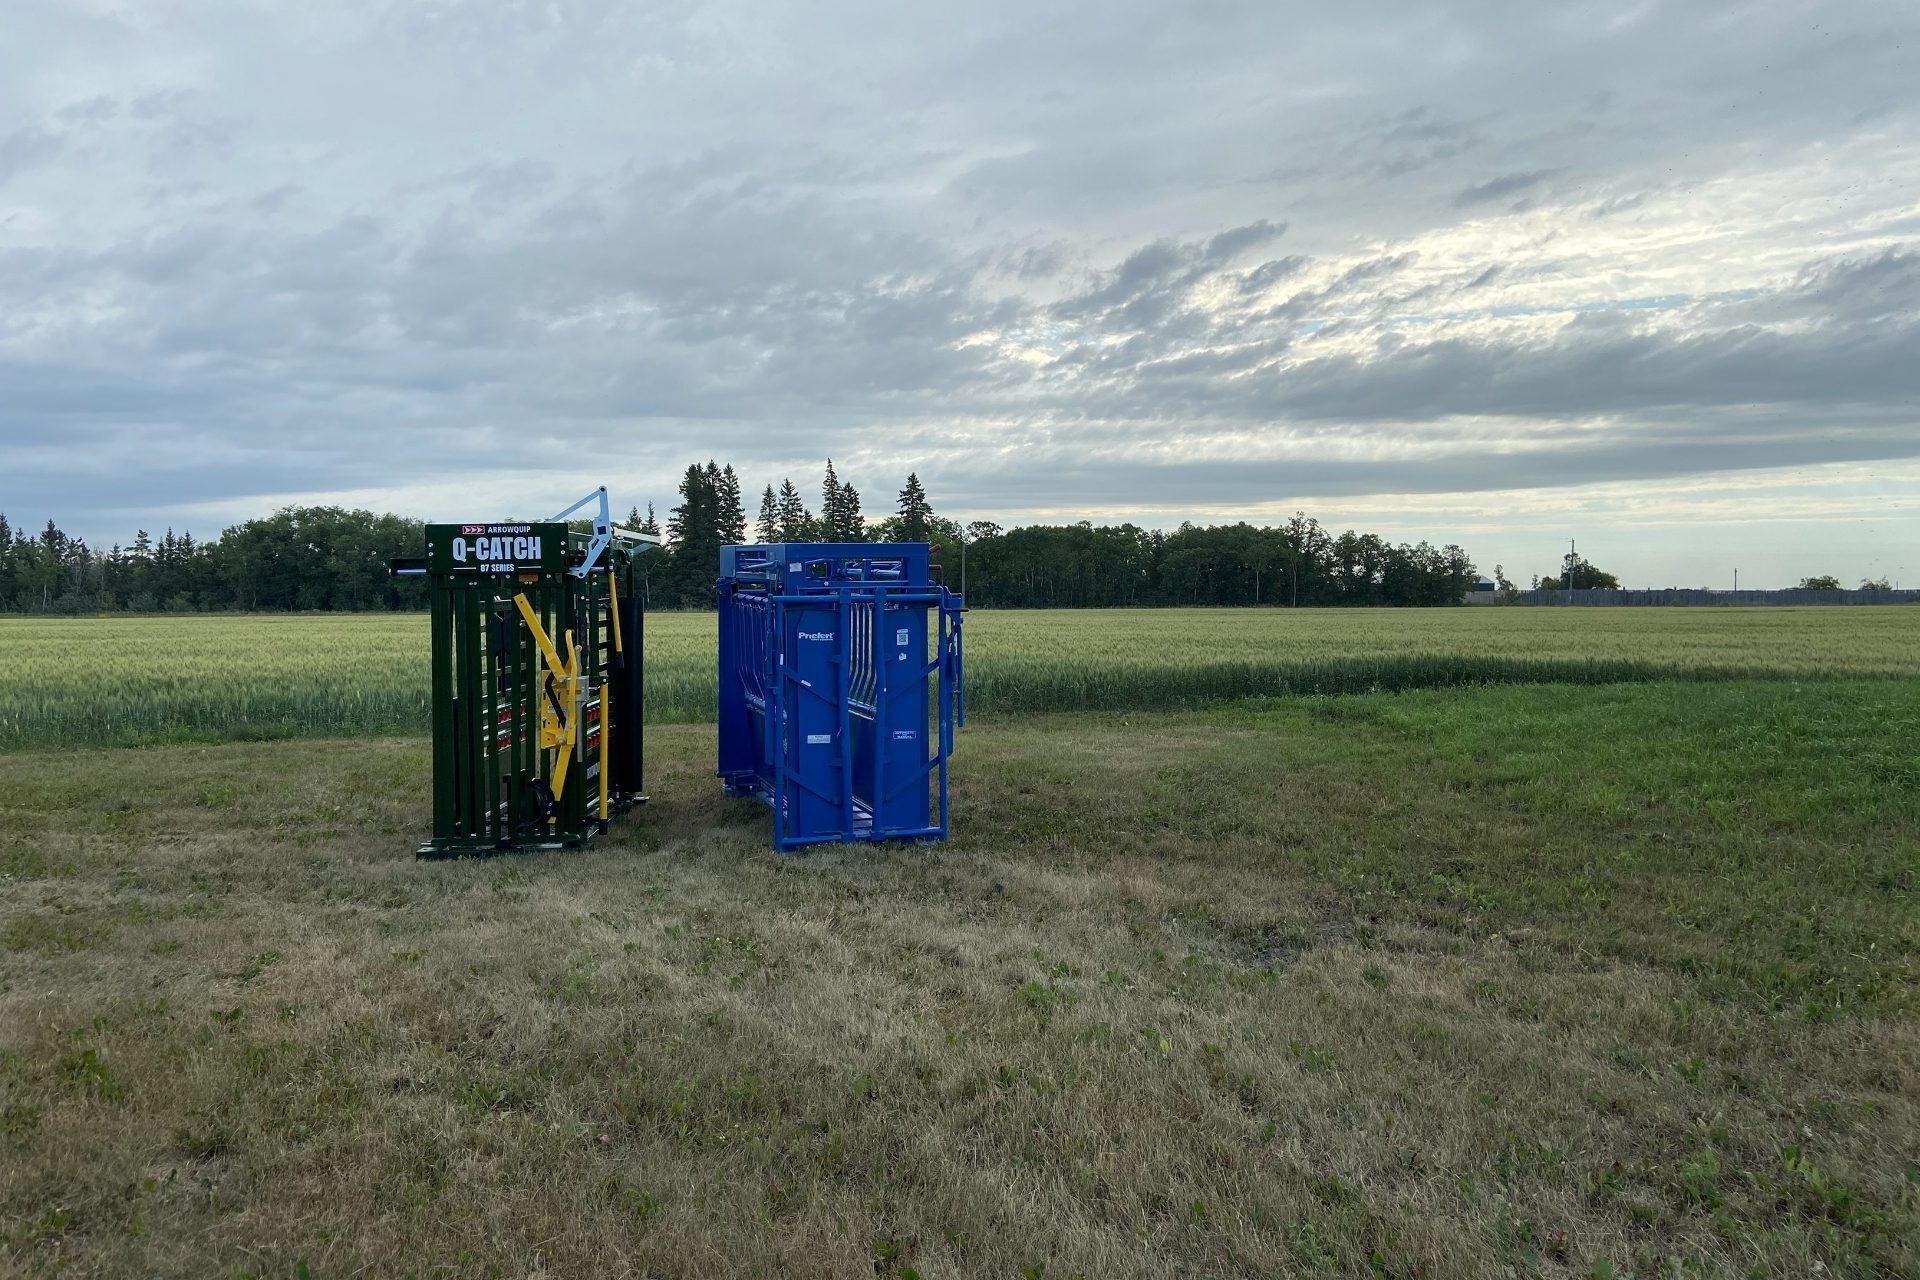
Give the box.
[2,610,1916,1275]
[3,606,1917,751]
[2,674,1917,1276]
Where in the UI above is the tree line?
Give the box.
[636,462,1478,609]
[1,460,1484,613]
[0,508,431,614]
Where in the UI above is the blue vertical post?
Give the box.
[771,596,789,846]
[837,586,853,838]
[937,602,951,835]
[717,581,747,788]
[872,584,886,838]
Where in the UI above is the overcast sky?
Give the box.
[3,0,1917,587]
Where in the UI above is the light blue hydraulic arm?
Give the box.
[549,486,661,576]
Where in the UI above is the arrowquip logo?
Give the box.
[797,630,835,641]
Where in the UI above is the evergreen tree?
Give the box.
[663,464,720,607]
[821,460,842,537]
[894,472,932,543]
[776,479,809,540]
[756,485,779,543]
[715,464,746,546]
[639,504,660,537]
[819,460,866,541]
[838,484,864,540]
[666,465,709,548]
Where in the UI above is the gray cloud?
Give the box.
[1453,169,1559,207]
[0,0,1917,589]
[0,127,61,184]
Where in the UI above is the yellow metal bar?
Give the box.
[513,593,565,675]
[552,631,578,801]
[603,571,618,822]
[607,570,624,654]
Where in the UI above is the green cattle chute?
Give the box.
[392,488,658,857]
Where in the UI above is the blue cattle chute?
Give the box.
[716,543,965,851]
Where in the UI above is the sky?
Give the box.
[1,0,1917,588]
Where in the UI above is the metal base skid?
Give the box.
[415,794,649,859]
[721,773,945,852]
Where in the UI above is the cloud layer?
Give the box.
[1,0,1916,583]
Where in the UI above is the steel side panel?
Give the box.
[876,599,931,835]
[787,599,844,841]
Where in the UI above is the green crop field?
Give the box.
[2,606,1916,751]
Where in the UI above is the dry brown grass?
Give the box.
[1,688,1915,1278]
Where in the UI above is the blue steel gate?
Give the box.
[717,543,965,851]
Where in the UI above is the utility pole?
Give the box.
[1567,537,1575,605]
[1733,567,1738,593]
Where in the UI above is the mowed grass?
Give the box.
[2,681,1915,1277]
[3,606,1917,750]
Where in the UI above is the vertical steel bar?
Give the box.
[594,569,609,823]
[482,594,501,844]
[429,578,454,843]
[505,597,523,841]
[938,601,951,836]
[633,561,645,796]
[838,586,853,839]
[770,598,787,846]
[872,587,886,838]
[453,585,479,838]
[521,592,537,837]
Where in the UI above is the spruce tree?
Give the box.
[756,485,779,543]
[817,460,866,541]
[821,460,842,538]
[639,503,660,536]
[666,465,708,547]
[666,464,718,607]
[838,484,864,540]
[776,480,809,540]
[895,472,932,543]
[714,463,746,546]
